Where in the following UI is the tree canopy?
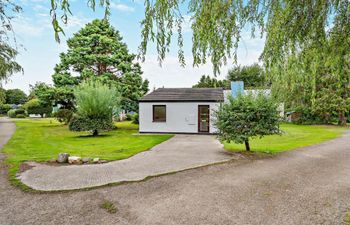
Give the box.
[192,75,229,88]
[227,64,266,88]
[50,1,350,74]
[52,19,149,111]
[215,93,281,151]
[5,88,27,104]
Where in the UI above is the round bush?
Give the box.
[15,114,26,118]
[132,113,139,124]
[7,109,17,118]
[69,115,115,136]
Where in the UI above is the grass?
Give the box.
[224,123,347,154]
[100,200,118,214]
[2,118,172,188]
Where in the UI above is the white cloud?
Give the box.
[140,49,262,90]
[110,3,135,12]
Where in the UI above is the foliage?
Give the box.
[52,19,148,112]
[5,89,27,104]
[7,109,16,118]
[55,109,73,124]
[224,123,345,153]
[3,119,172,189]
[0,43,23,81]
[23,99,52,118]
[28,82,54,105]
[15,114,26,118]
[0,87,6,104]
[132,113,139,124]
[227,64,267,88]
[69,80,120,135]
[125,114,133,121]
[69,115,115,136]
[215,94,281,151]
[192,75,229,88]
[7,108,25,118]
[0,103,11,114]
[46,1,348,77]
[269,10,350,125]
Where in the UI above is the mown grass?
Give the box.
[2,118,172,188]
[224,123,347,153]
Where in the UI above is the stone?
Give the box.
[99,160,108,164]
[68,156,82,164]
[57,153,70,163]
[82,157,92,163]
[93,158,99,163]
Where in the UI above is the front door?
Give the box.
[198,105,210,133]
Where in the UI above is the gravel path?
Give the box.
[19,135,232,191]
[1,119,350,224]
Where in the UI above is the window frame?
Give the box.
[152,105,166,122]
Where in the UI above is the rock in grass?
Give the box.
[68,156,82,164]
[82,157,92,163]
[57,153,70,163]
[93,158,99,163]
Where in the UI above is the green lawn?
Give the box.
[2,118,172,188]
[224,123,347,153]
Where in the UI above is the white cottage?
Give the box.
[139,88,224,134]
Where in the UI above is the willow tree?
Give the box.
[50,1,348,72]
[0,1,22,81]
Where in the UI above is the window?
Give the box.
[153,105,166,122]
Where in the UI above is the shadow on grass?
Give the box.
[72,134,112,138]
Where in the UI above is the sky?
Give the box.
[3,0,265,93]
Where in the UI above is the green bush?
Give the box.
[55,109,73,124]
[132,113,139,124]
[125,114,133,121]
[8,108,26,118]
[215,93,281,151]
[69,115,115,135]
[69,80,121,136]
[0,104,12,115]
[7,109,17,118]
[15,114,26,118]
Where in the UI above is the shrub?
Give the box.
[55,109,73,124]
[0,104,12,115]
[132,113,139,124]
[69,80,121,136]
[24,99,52,118]
[69,115,115,136]
[15,114,26,118]
[125,114,133,121]
[215,93,281,151]
[7,109,17,118]
[8,108,26,118]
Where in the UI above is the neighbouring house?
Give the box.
[139,81,284,134]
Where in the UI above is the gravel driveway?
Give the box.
[1,118,350,224]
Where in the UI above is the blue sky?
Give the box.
[3,0,265,93]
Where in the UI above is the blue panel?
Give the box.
[231,81,244,98]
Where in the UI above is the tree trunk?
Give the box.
[92,130,99,136]
[338,111,346,126]
[244,140,250,151]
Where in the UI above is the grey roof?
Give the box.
[139,88,224,102]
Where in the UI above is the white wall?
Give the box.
[139,102,220,133]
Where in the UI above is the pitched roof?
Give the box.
[139,88,224,102]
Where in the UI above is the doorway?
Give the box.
[198,105,210,133]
